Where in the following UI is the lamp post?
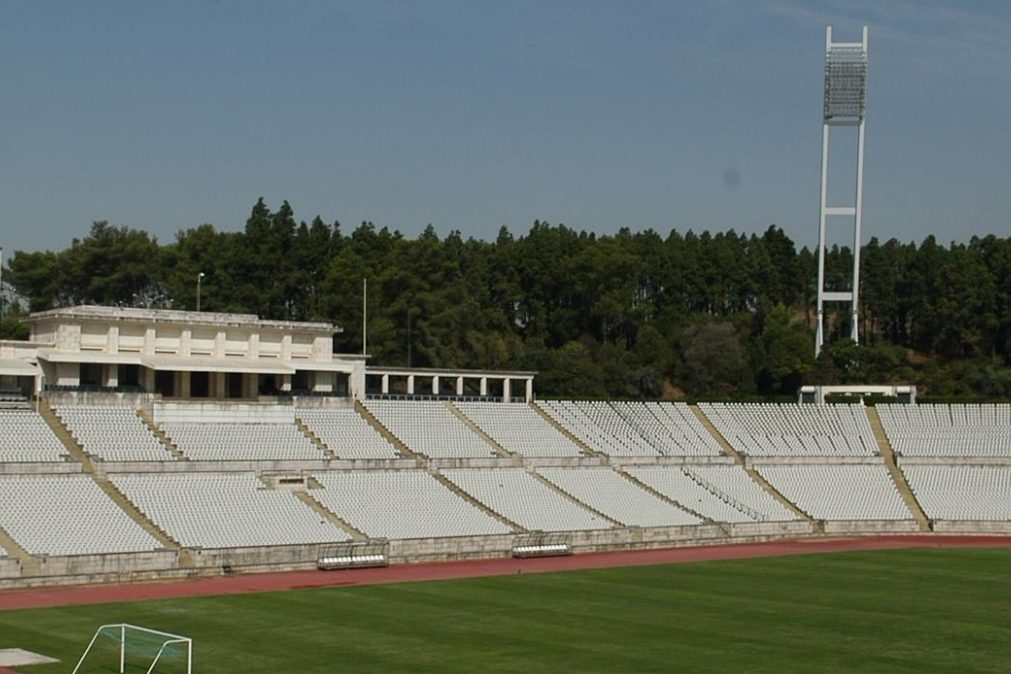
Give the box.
[815,25,869,357]
[196,272,206,312]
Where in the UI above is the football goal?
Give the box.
[71,623,192,674]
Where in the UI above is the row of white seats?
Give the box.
[441,468,612,531]
[877,405,1011,457]
[757,466,912,520]
[364,401,495,458]
[0,409,68,462]
[538,400,721,456]
[312,470,512,539]
[627,465,798,523]
[455,402,584,457]
[111,472,349,549]
[904,466,1011,520]
[0,475,160,556]
[537,467,701,526]
[57,405,175,462]
[161,422,325,461]
[297,408,399,459]
[700,403,877,456]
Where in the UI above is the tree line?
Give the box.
[2,199,1009,399]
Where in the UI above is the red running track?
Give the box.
[2,535,1010,611]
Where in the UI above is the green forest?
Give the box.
[2,199,1009,400]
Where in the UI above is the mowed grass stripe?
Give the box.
[1,548,1009,673]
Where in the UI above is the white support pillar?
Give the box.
[381,374,390,395]
[525,378,533,403]
[407,375,415,395]
[432,375,440,395]
[502,378,511,402]
[456,376,464,396]
[479,377,488,396]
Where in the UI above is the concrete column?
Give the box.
[180,371,191,398]
[480,377,488,396]
[407,375,415,395]
[108,325,120,354]
[213,372,225,398]
[103,364,119,389]
[432,375,440,395]
[214,331,226,358]
[142,367,155,393]
[144,327,156,355]
[281,374,292,393]
[381,374,390,394]
[525,378,533,403]
[248,333,259,358]
[502,378,511,402]
[456,376,464,396]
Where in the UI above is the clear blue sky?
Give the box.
[2,0,1009,253]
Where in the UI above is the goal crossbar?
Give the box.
[72,623,192,674]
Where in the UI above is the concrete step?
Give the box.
[0,524,41,575]
[427,469,524,532]
[744,466,814,521]
[90,476,187,561]
[615,468,712,523]
[37,398,94,471]
[865,406,932,532]
[444,402,512,458]
[526,469,623,527]
[529,402,601,457]
[294,418,336,460]
[354,400,417,460]
[136,408,187,460]
[294,491,367,540]
[689,404,745,465]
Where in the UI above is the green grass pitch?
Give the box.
[2,548,1010,673]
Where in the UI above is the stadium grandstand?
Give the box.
[0,304,1009,588]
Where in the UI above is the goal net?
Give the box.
[71,623,192,674]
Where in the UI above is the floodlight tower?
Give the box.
[815,25,868,357]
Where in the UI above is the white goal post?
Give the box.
[72,623,193,674]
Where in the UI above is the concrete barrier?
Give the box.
[0,462,84,475]
[745,456,886,467]
[612,455,736,467]
[898,457,1011,467]
[822,519,920,534]
[186,543,324,572]
[931,520,1011,534]
[33,549,179,578]
[0,556,21,579]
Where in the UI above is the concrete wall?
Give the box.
[2,521,1009,589]
[186,544,322,572]
[822,519,920,534]
[932,520,1011,534]
[95,458,432,476]
[612,455,736,467]
[746,456,886,467]
[898,457,1011,467]
[0,462,83,476]
[0,556,20,579]
[33,550,179,578]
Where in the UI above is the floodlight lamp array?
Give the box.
[824,45,867,122]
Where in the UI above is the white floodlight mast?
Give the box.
[816,25,868,357]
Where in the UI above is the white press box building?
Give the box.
[0,305,535,403]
